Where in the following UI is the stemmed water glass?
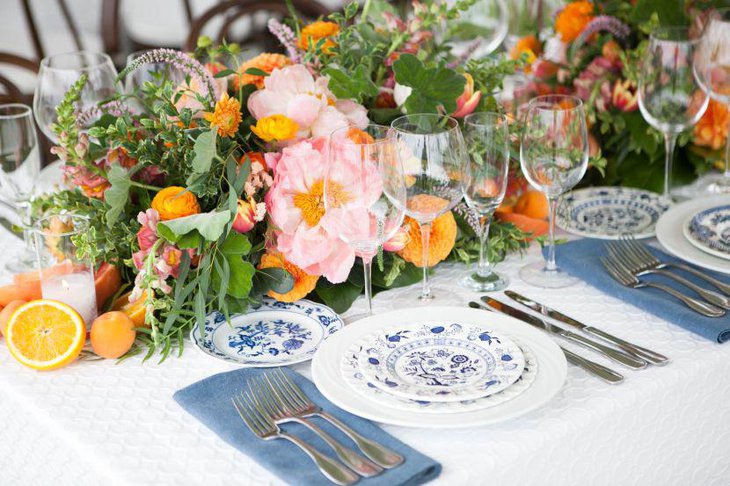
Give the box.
[325,125,406,316]
[460,112,510,291]
[33,51,119,143]
[520,95,589,288]
[638,27,709,199]
[391,114,466,302]
[0,104,41,273]
[694,9,730,194]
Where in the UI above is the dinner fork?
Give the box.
[268,369,404,469]
[606,242,730,309]
[618,234,730,296]
[250,378,383,477]
[231,391,359,485]
[601,255,726,318]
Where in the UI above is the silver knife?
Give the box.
[479,297,647,369]
[505,291,669,366]
[468,302,624,384]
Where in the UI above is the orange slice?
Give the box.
[5,300,86,371]
[111,290,149,327]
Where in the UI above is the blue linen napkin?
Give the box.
[546,239,730,343]
[173,367,441,485]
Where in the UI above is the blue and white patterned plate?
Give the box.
[683,205,730,261]
[357,322,524,402]
[190,298,343,367]
[557,187,671,240]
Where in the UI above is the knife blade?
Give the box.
[468,302,624,384]
[504,291,669,365]
[479,296,647,369]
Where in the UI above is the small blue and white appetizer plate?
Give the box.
[190,298,343,367]
[357,322,525,402]
[683,205,730,261]
[557,187,671,240]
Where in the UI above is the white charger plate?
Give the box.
[682,205,730,261]
[656,196,730,275]
[311,307,567,428]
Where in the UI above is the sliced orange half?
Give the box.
[111,290,149,327]
[5,300,86,371]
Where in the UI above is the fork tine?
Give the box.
[232,393,262,437]
[249,378,277,418]
[264,374,297,413]
[601,256,630,285]
[272,370,308,409]
[244,388,276,434]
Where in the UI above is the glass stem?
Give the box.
[545,197,558,272]
[724,112,730,179]
[663,133,677,199]
[361,255,373,316]
[17,201,33,255]
[419,222,432,300]
[477,215,493,278]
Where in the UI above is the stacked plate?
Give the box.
[312,306,567,428]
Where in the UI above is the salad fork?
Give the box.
[601,255,726,318]
[231,390,359,485]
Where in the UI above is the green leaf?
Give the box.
[219,232,252,256]
[215,257,255,299]
[393,54,465,114]
[257,267,295,294]
[104,164,132,227]
[191,129,217,173]
[315,280,362,314]
[630,0,687,27]
[322,65,378,103]
[214,69,236,78]
[157,210,231,243]
[244,67,268,77]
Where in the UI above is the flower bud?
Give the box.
[383,226,410,252]
[232,198,256,233]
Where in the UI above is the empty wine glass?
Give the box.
[391,114,466,302]
[461,112,510,291]
[638,27,709,199]
[694,8,730,194]
[0,104,40,273]
[33,51,119,143]
[520,95,589,288]
[325,125,406,316]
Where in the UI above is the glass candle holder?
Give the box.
[34,213,98,327]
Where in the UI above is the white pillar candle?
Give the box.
[42,272,98,328]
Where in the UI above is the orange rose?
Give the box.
[233,53,292,90]
[555,1,595,42]
[258,252,319,302]
[694,99,729,151]
[151,186,201,220]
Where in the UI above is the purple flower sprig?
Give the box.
[448,39,483,69]
[454,202,482,235]
[268,19,302,63]
[574,15,632,48]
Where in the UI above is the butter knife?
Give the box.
[479,297,647,369]
[504,291,669,365]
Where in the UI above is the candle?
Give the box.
[42,271,98,328]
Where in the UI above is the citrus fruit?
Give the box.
[513,190,549,220]
[495,212,549,240]
[94,263,122,311]
[0,300,26,337]
[111,290,149,327]
[0,280,41,307]
[90,311,136,359]
[5,300,86,371]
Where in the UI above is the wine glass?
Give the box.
[0,104,41,273]
[325,125,406,316]
[33,51,119,143]
[638,27,709,199]
[461,112,510,291]
[391,114,466,302]
[520,95,589,288]
[441,0,509,60]
[694,9,730,194]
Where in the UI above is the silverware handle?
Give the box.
[667,262,730,296]
[281,432,360,485]
[317,411,404,469]
[562,331,647,369]
[654,269,730,309]
[583,327,669,365]
[561,347,623,384]
[294,418,382,477]
[646,281,726,318]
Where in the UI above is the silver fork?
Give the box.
[619,234,730,296]
[250,378,383,477]
[268,369,404,469]
[607,242,730,309]
[601,255,726,318]
[231,390,359,485]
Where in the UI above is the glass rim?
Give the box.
[0,103,32,119]
[40,51,114,71]
[527,94,583,111]
[329,124,394,146]
[464,111,508,126]
[33,213,90,237]
[390,113,460,135]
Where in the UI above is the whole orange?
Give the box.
[90,311,136,359]
[513,190,549,220]
[0,300,26,336]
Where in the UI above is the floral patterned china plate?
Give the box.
[190,298,343,367]
[683,205,730,261]
[357,322,524,402]
[557,187,671,240]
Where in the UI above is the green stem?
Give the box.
[130,181,162,192]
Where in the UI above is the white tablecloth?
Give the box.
[1,222,730,486]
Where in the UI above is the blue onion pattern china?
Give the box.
[357,322,525,402]
[190,298,343,367]
[557,187,671,240]
[684,205,730,260]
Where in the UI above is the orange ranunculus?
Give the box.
[694,99,729,151]
[298,21,339,53]
[234,53,292,90]
[258,252,319,302]
[510,35,542,72]
[346,127,375,144]
[555,1,595,42]
[397,197,457,268]
[151,186,201,220]
[204,92,242,138]
[241,151,266,166]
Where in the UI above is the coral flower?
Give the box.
[510,35,542,72]
[555,1,595,42]
[452,73,482,118]
[204,93,242,138]
[694,99,729,150]
[151,186,201,220]
[298,21,340,52]
[251,114,300,142]
[612,79,638,112]
[258,252,319,302]
[397,211,457,268]
[234,53,292,90]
